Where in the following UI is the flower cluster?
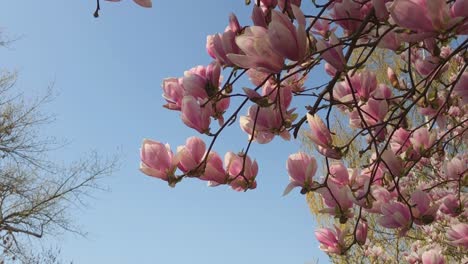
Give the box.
[141,137,257,191]
[141,0,468,261]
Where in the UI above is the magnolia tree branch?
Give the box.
[137,0,468,262]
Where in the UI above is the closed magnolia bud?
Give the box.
[387,67,399,89]
[356,219,368,245]
[224,84,233,94]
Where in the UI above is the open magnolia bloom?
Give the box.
[140,139,178,183]
[315,226,346,254]
[447,223,468,249]
[283,152,317,195]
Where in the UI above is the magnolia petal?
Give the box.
[133,0,152,8]
[283,182,301,196]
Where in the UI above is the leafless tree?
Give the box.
[0,67,117,262]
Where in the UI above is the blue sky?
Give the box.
[0,1,329,263]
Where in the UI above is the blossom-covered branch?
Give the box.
[140,0,468,262]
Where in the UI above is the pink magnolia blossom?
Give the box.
[240,105,292,144]
[348,71,378,101]
[181,96,212,134]
[329,162,350,185]
[283,152,317,195]
[350,99,389,140]
[424,38,438,55]
[165,63,228,129]
[106,0,152,8]
[247,69,272,87]
[333,81,353,106]
[182,73,209,100]
[161,62,228,128]
[447,106,462,117]
[252,5,268,28]
[268,5,307,62]
[243,87,264,103]
[260,0,278,10]
[242,87,269,106]
[445,156,466,180]
[378,201,411,230]
[388,0,434,32]
[372,0,390,20]
[315,226,345,254]
[311,18,335,38]
[228,13,241,33]
[227,26,285,73]
[414,55,441,76]
[381,149,403,177]
[324,63,337,77]
[140,139,178,183]
[183,62,221,100]
[356,219,368,245]
[404,242,442,264]
[366,186,398,213]
[207,33,239,66]
[278,0,302,12]
[417,96,444,121]
[206,15,242,66]
[452,0,468,18]
[373,84,392,100]
[446,223,468,248]
[439,194,461,216]
[368,157,390,185]
[387,0,467,35]
[176,137,206,174]
[317,181,354,222]
[346,168,368,201]
[365,245,388,260]
[282,70,307,93]
[306,114,342,159]
[162,77,184,110]
[421,249,445,264]
[409,190,439,225]
[388,0,455,33]
[212,96,230,126]
[225,152,258,191]
[316,33,346,72]
[376,27,402,50]
[335,71,385,104]
[331,0,364,34]
[390,128,411,155]
[200,151,228,186]
[410,127,436,155]
[360,98,388,126]
[348,110,361,129]
[262,81,293,109]
[316,145,343,160]
[453,71,468,104]
[439,46,453,58]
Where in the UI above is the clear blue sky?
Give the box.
[0,1,329,263]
